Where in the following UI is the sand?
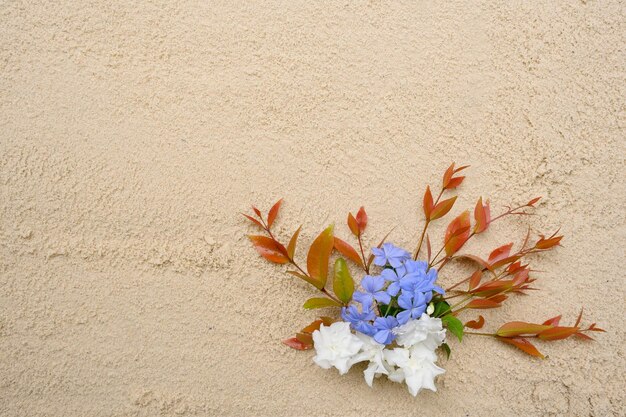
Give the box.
[1,1,625,416]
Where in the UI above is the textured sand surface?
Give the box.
[1,1,625,416]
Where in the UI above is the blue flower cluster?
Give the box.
[341,243,445,345]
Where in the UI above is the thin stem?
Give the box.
[464,332,496,337]
[357,234,369,273]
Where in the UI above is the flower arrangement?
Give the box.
[242,164,604,396]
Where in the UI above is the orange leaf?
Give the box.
[535,235,563,249]
[489,294,508,303]
[334,237,364,268]
[431,196,457,220]
[526,197,541,207]
[423,186,434,220]
[443,163,469,189]
[542,315,562,327]
[538,326,579,341]
[496,321,552,337]
[574,332,594,341]
[456,254,491,270]
[287,225,302,259]
[282,337,312,350]
[296,332,313,345]
[575,308,584,327]
[300,317,335,334]
[472,280,513,297]
[347,213,359,236]
[267,198,283,229]
[252,206,262,218]
[442,163,455,188]
[465,315,485,329]
[306,225,335,287]
[473,197,490,234]
[466,298,502,309]
[356,207,367,233]
[498,337,545,358]
[242,213,264,229]
[248,235,289,264]
[446,176,465,189]
[444,211,471,257]
[468,270,482,291]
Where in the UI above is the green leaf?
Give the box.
[433,300,451,318]
[441,342,451,359]
[303,297,342,309]
[332,258,354,303]
[442,314,464,342]
[379,303,400,317]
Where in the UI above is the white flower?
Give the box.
[350,333,391,387]
[384,344,445,396]
[312,322,363,375]
[394,313,446,350]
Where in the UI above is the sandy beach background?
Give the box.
[1,1,625,416]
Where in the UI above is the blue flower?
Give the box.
[341,305,376,336]
[381,268,402,296]
[373,316,399,344]
[396,291,430,324]
[353,275,391,305]
[399,261,445,295]
[371,243,410,268]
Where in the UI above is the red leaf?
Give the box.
[465,315,485,329]
[252,206,262,218]
[466,298,502,309]
[496,321,552,337]
[468,270,482,291]
[356,207,367,233]
[538,326,580,341]
[542,315,562,327]
[488,243,514,265]
[242,213,264,229]
[527,197,541,207]
[444,211,471,257]
[282,337,311,350]
[347,213,359,237]
[287,225,302,259]
[423,186,434,220]
[498,337,545,358]
[334,237,364,268]
[473,197,491,234]
[306,225,335,287]
[248,235,289,264]
[431,196,457,220]
[267,198,283,228]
